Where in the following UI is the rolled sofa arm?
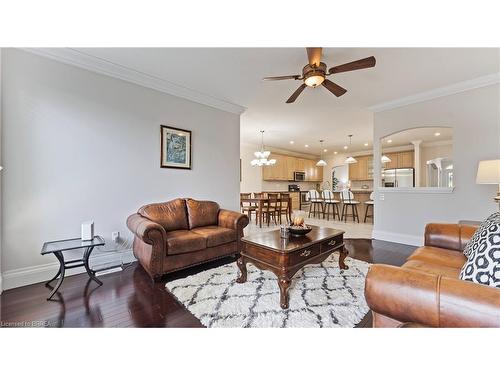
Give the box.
[126,213,167,279]
[365,264,500,327]
[218,209,249,238]
[127,213,167,245]
[424,223,477,252]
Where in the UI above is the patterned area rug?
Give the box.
[165,254,370,328]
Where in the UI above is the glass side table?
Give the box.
[41,236,105,300]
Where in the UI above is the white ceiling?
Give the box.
[380,127,453,148]
[76,48,499,154]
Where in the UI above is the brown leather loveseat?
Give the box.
[365,223,500,327]
[127,198,249,280]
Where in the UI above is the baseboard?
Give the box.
[1,250,135,291]
[372,230,423,247]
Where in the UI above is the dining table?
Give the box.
[240,196,293,228]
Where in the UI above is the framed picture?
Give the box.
[160,125,192,169]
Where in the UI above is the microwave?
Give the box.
[293,171,305,181]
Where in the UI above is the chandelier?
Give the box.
[251,130,276,167]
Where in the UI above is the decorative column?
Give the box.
[411,140,422,187]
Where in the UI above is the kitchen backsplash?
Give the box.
[261,181,318,192]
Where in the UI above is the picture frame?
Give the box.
[160,125,192,169]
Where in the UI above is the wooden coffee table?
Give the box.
[237,226,347,309]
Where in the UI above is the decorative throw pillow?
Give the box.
[459,213,500,288]
[463,212,500,259]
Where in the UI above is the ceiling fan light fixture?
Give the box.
[304,74,325,87]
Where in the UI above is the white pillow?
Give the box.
[460,213,500,288]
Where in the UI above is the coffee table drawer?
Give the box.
[320,234,343,253]
[289,245,320,265]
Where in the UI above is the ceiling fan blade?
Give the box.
[306,47,322,67]
[322,79,347,97]
[328,56,376,74]
[263,75,301,81]
[286,83,307,103]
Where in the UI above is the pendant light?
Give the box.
[344,135,358,164]
[316,140,327,166]
[381,138,392,164]
[250,130,277,166]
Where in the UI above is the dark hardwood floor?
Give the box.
[0,239,415,328]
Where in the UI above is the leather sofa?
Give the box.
[365,223,500,327]
[127,198,249,280]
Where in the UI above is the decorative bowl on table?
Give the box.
[288,210,311,236]
[288,225,312,237]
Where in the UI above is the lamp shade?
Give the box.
[476,159,500,184]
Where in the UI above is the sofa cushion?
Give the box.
[186,199,219,229]
[460,214,500,288]
[165,230,206,255]
[138,198,189,232]
[408,246,467,269]
[402,260,461,279]
[191,226,236,248]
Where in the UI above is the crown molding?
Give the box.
[368,72,500,113]
[21,48,246,115]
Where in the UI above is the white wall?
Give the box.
[373,84,500,246]
[1,49,241,289]
[240,142,263,193]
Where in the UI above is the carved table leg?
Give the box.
[236,257,247,283]
[338,246,349,270]
[278,276,291,309]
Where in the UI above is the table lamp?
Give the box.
[476,159,500,209]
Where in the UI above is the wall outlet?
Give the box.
[112,231,120,242]
[379,194,385,201]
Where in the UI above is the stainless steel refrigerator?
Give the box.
[382,168,415,188]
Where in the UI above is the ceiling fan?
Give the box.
[263,47,376,103]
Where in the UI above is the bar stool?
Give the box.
[340,189,360,223]
[307,190,323,218]
[240,193,256,222]
[321,190,341,221]
[364,192,374,223]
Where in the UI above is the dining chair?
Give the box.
[263,193,279,226]
[240,193,256,222]
[321,190,341,221]
[340,189,360,223]
[278,193,292,224]
[364,192,374,223]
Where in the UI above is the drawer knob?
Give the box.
[300,249,311,257]
[328,240,337,246]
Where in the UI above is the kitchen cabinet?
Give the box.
[262,154,323,181]
[398,151,414,168]
[348,155,370,181]
[383,151,414,169]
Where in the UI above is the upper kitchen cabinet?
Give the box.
[348,155,371,181]
[398,151,414,168]
[262,154,323,181]
[384,151,414,169]
[262,154,288,180]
